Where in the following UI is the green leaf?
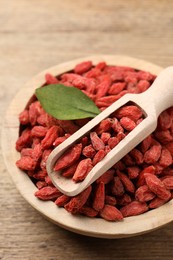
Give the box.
[35,84,101,120]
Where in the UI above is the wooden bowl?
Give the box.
[2,55,173,239]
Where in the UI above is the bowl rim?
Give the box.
[2,54,173,239]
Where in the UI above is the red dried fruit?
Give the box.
[159,147,172,167]
[144,173,171,200]
[54,143,82,171]
[16,156,37,171]
[117,170,135,193]
[144,144,162,164]
[111,176,125,196]
[158,111,172,130]
[96,118,113,135]
[137,80,150,92]
[61,161,79,178]
[16,128,31,152]
[56,119,79,134]
[140,135,152,153]
[55,195,70,207]
[155,130,173,144]
[135,185,155,202]
[64,186,92,214]
[72,158,93,182]
[117,194,132,206]
[45,73,59,84]
[149,197,169,209]
[100,205,123,221]
[41,125,60,149]
[114,105,143,121]
[31,126,48,138]
[90,132,105,151]
[120,117,136,131]
[96,169,115,184]
[165,141,173,156]
[130,148,143,165]
[92,149,106,166]
[162,176,173,189]
[53,134,70,147]
[105,195,117,206]
[108,82,126,95]
[100,132,111,144]
[108,137,119,149]
[19,110,29,125]
[112,118,124,133]
[95,95,120,108]
[136,165,156,187]
[29,101,41,126]
[79,206,98,217]
[33,170,47,181]
[120,201,148,217]
[93,182,105,211]
[82,144,96,158]
[96,77,112,98]
[35,186,62,200]
[36,181,47,189]
[40,149,52,171]
[127,166,140,179]
[74,61,92,74]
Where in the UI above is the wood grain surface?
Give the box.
[1,0,173,259]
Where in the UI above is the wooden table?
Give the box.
[1,0,173,259]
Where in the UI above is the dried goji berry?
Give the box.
[117,194,132,206]
[35,186,62,200]
[144,173,171,200]
[96,169,115,184]
[108,82,126,95]
[149,197,169,209]
[61,161,79,178]
[92,149,106,166]
[114,105,143,121]
[19,110,29,125]
[79,206,98,217]
[16,156,37,171]
[90,132,105,151]
[120,201,148,217]
[92,182,105,211]
[16,128,31,152]
[111,176,125,196]
[45,73,59,84]
[31,126,48,138]
[100,205,123,221]
[162,176,173,189]
[64,186,92,214]
[144,144,162,164]
[54,143,82,171]
[135,185,155,202]
[105,195,117,206]
[82,144,96,158]
[159,147,172,167]
[72,158,93,182]
[74,61,92,75]
[127,166,140,179]
[120,117,136,131]
[55,194,70,207]
[117,170,135,193]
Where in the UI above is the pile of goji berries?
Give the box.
[16,60,173,221]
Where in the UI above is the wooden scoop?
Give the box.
[46,66,173,196]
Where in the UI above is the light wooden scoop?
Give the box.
[47,66,173,196]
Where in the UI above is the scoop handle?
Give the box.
[141,66,173,115]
